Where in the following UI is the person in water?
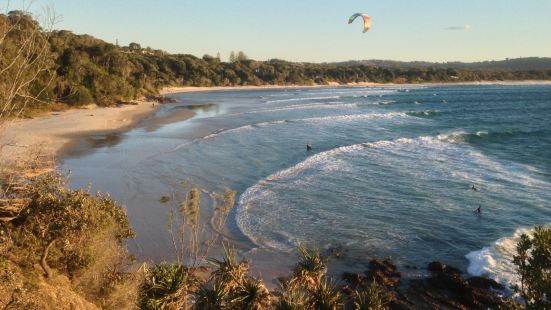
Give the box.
[471,184,479,191]
[474,205,481,214]
[306,144,313,151]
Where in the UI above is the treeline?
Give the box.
[3,11,551,111]
[342,57,551,71]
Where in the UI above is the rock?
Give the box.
[427,261,470,294]
[367,259,401,288]
[427,261,462,275]
[342,260,512,309]
[468,276,505,290]
[342,272,366,289]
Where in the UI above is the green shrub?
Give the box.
[9,173,134,278]
[353,281,391,310]
[139,263,197,310]
[513,226,551,309]
[71,85,94,105]
[292,246,327,289]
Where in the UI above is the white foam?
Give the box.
[265,96,341,104]
[202,112,409,140]
[240,102,356,115]
[378,100,397,105]
[466,226,545,289]
[437,131,468,144]
[476,130,489,137]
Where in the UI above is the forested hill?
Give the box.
[3,11,551,112]
[340,58,551,71]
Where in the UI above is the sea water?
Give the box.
[63,84,551,287]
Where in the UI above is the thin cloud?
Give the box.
[446,24,473,31]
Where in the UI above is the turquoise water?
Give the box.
[64,84,551,284]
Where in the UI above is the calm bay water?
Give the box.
[63,84,551,285]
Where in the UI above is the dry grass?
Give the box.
[0,153,54,222]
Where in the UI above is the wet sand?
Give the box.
[0,101,160,163]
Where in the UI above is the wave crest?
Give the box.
[465,226,549,289]
[407,110,445,118]
[203,112,409,140]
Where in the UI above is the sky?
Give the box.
[21,0,551,63]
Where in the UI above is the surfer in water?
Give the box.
[471,184,479,192]
[474,205,481,214]
[306,144,313,151]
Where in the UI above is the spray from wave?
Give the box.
[465,226,548,290]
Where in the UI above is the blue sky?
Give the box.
[27,0,551,62]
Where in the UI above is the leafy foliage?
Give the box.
[8,173,134,277]
[292,246,328,289]
[312,278,344,310]
[513,226,551,309]
[0,170,137,308]
[0,10,55,119]
[139,263,198,310]
[352,280,391,310]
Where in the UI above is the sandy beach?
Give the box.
[161,80,551,95]
[0,101,160,163]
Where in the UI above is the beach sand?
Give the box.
[161,80,551,95]
[0,101,160,164]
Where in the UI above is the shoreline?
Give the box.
[2,79,550,164]
[161,80,551,94]
[0,101,161,164]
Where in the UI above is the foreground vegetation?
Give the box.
[1,164,550,309]
[2,10,551,119]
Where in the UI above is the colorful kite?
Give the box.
[348,13,372,33]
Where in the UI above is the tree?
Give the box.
[0,8,57,121]
[237,50,248,62]
[229,51,236,63]
[128,42,141,51]
[513,226,551,309]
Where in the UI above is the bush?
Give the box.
[513,226,551,309]
[353,281,391,310]
[1,172,137,308]
[139,263,197,310]
[71,85,94,105]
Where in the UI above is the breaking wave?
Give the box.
[203,112,409,140]
[465,226,549,289]
[407,110,445,118]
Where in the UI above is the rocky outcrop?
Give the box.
[342,260,512,310]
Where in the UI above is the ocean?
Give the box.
[63,84,551,287]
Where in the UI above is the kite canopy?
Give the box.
[348,13,372,33]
